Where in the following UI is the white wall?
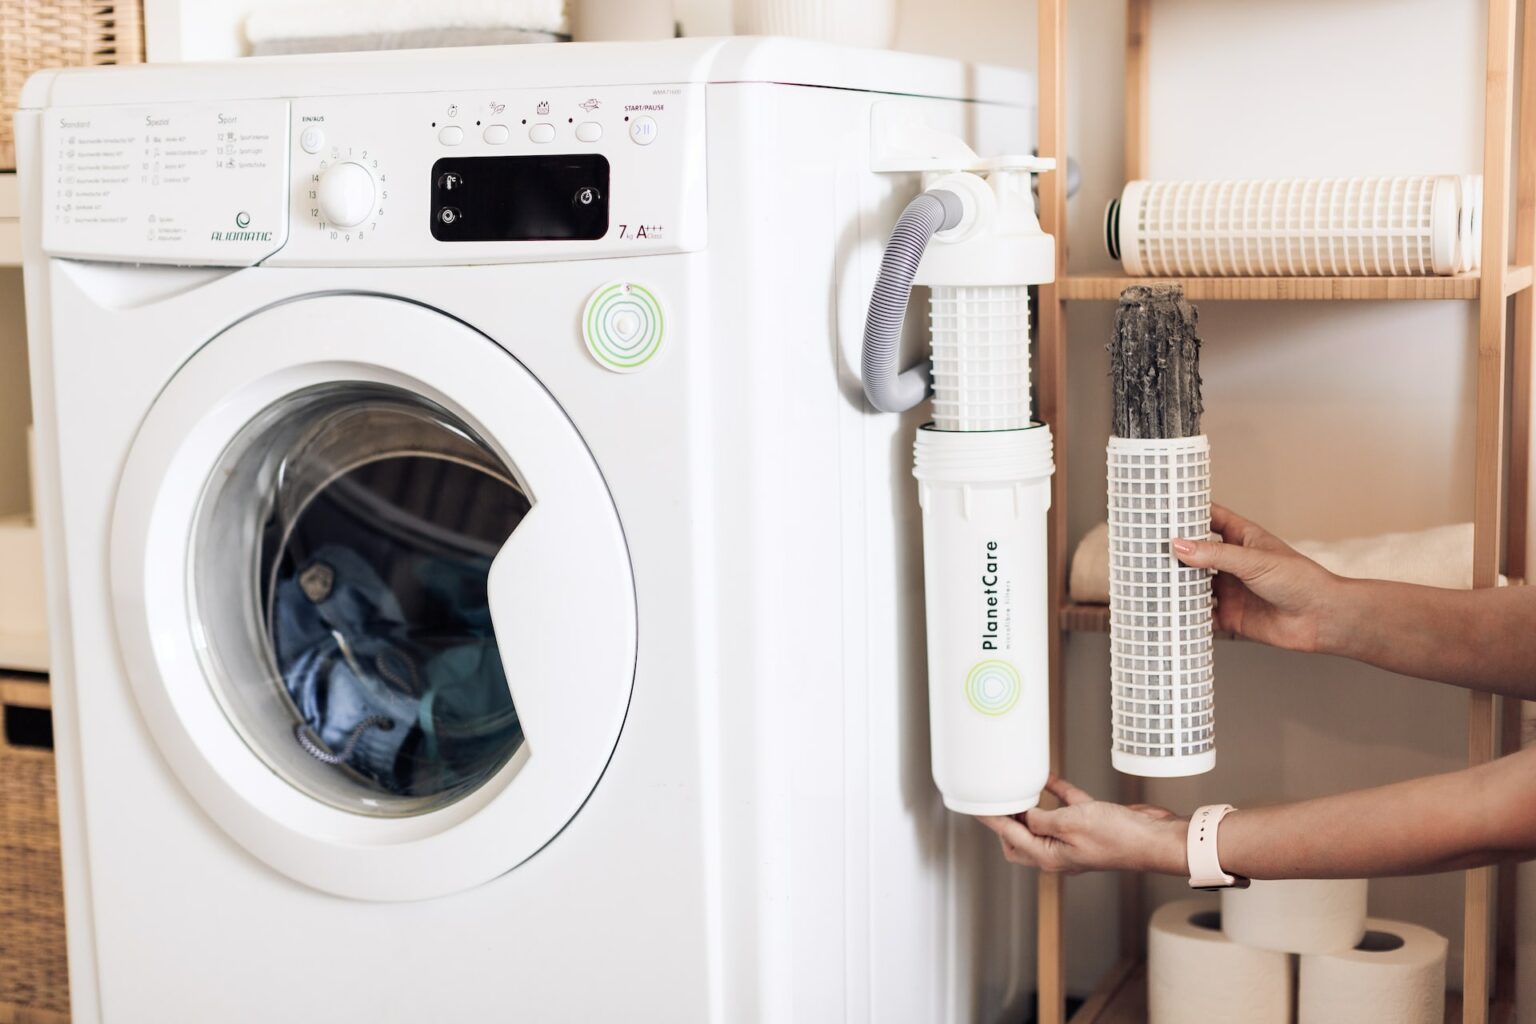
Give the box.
[889,0,1530,1014]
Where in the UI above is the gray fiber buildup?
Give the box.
[1109,284,1203,439]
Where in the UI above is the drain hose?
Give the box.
[861,189,964,413]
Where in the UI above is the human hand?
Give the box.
[1171,504,1343,653]
[978,777,1188,876]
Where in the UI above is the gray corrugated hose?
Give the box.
[862,189,964,413]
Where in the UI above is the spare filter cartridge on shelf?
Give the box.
[1107,284,1215,778]
[1105,175,1481,277]
[862,143,1057,814]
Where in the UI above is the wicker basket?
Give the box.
[0,0,145,170]
[0,676,69,1021]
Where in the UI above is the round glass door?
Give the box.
[110,294,637,899]
[191,384,530,817]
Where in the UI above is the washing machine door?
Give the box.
[111,294,636,901]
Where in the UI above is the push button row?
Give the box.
[434,120,656,146]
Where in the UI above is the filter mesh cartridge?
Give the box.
[1108,434,1215,776]
[929,284,1032,431]
[1107,176,1479,278]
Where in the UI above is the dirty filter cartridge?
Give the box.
[1106,176,1480,278]
[1107,285,1214,777]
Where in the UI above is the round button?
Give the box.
[438,172,464,191]
[438,125,465,146]
[573,186,600,206]
[315,161,376,229]
[576,121,603,143]
[613,311,640,340]
[628,116,658,146]
[483,123,510,145]
[300,126,325,154]
[529,122,556,144]
[583,282,665,373]
[438,207,462,225]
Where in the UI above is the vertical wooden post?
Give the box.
[1496,0,1535,1012]
[1036,1,1068,1022]
[1116,0,1150,967]
[1124,0,1150,183]
[1467,0,1517,1019]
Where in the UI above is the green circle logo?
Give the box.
[965,660,1022,716]
[583,282,664,372]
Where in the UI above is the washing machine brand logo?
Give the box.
[211,211,272,243]
[965,660,1022,717]
[982,540,1005,650]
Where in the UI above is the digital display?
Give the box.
[429,154,610,242]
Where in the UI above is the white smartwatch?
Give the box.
[1186,804,1250,891]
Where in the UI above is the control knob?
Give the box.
[316,161,376,229]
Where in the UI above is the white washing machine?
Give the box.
[21,39,1039,1023]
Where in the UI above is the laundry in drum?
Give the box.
[266,442,530,800]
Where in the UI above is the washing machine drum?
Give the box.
[110,295,636,900]
[229,387,529,816]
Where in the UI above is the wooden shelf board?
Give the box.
[0,673,49,710]
[1069,960,1479,1024]
[1060,269,1533,302]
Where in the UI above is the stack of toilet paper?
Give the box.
[1149,880,1447,1023]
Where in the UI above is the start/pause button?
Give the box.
[628,116,658,146]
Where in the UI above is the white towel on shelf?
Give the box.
[246,0,569,52]
[1070,520,1499,606]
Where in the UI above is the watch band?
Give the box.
[1186,804,1249,890]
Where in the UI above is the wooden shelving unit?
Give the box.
[1033,2,1533,1023]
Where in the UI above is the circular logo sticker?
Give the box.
[582,282,664,373]
[965,659,1022,716]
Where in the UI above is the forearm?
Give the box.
[1321,579,1536,699]
[1195,746,1536,880]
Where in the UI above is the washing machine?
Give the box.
[20,38,1039,1023]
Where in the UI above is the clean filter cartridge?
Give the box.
[1105,175,1480,278]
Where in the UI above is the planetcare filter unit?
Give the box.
[1107,285,1215,777]
[862,147,1057,814]
[1105,175,1481,277]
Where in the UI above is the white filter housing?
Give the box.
[1107,434,1215,777]
[915,425,1053,813]
[1108,176,1478,277]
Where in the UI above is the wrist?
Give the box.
[1156,817,1190,875]
[1314,573,1363,657]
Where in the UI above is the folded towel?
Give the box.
[1069,520,1499,605]
[246,0,569,53]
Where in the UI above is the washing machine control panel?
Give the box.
[269,85,705,266]
[40,100,291,265]
[37,86,705,267]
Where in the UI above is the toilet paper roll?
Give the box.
[1221,878,1367,954]
[1149,898,1291,1024]
[1298,918,1447,1024]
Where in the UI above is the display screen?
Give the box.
[429,154,610,242]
